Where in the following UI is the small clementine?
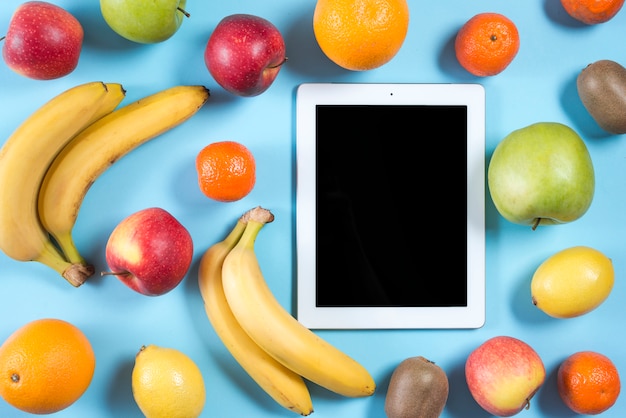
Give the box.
[561,0,624,24]
[0,318,95,415]
[557,351,620,415]
[455,12,520,77]
[196,140,256,202]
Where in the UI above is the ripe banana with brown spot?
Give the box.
[198,210,314,416]
[0,81,126,286]
[222,206,376,398]
[38,85,210,265]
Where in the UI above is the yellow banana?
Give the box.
[0,81,126,286]
[198,211,314,416]
[38,85,210,265]
[222,207,376,398]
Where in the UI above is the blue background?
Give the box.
[1,1,626,417]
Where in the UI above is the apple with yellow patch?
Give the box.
[465,335,546,417]
[104,207,193,296]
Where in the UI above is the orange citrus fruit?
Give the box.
[196,140,256,202]
[0,318,95,415]
[557,351,621,415]
[561,0,624,24]
[455,12,520,77]
[313,0,410,71]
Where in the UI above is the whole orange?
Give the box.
[561,0,624,24]
[0,318,95,414]
[557,351,621,415]
[313,0,410,71]
[455,12,520,77]
[196,140,256,202]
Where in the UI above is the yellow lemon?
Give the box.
[531,246,614,318]
[132,345,206,418]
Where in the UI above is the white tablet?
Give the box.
[295,83,486,329]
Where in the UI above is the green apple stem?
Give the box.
[178,7,190,18]
[531,218,541,231]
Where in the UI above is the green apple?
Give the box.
[487,122,595,230]
[100,0,189,44]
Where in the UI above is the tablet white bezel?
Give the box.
[295,83,485,329]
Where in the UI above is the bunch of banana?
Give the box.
[198,212,314,416]
[0,82,126,286]
[38,85,210,266]
[198,206,375,415]
[0,82,210,287]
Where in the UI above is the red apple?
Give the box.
[204,13,286,97]
[103,207,193,296]
[2,1,84,80]
[465,335,546,417]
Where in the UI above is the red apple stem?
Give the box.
[101,271,131,277]
[269,57,288,69]
[0,36,5,42]
[178,7,190,18]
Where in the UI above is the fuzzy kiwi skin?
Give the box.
[384,356,449,418]
[577,59,626,134]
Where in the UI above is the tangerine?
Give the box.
[196,140,256,202]
[0,318,95,415]
[557,351,621,415]
[313,0,410,71]
[561,0,625,24]
[455,12,520,77]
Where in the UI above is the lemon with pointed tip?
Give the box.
[531,246,614,318]
[131,345,206,418]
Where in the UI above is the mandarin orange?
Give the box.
[557,351,621,415]
[561,0,624,24]
[196,140,256,202]
[455,12,520,77]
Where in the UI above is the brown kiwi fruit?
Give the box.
[577,59,626,134]
[385,356,449,418]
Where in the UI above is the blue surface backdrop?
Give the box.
[1,1,626,417]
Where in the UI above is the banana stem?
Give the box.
[34,242,94,287]
[222,220,248,249]
[234,207,274,254]
[237,208,274,250]
[53,230,86,265]
[243,206,275,225]
[63,263,95,287]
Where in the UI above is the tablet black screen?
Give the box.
[315,104,468,307]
